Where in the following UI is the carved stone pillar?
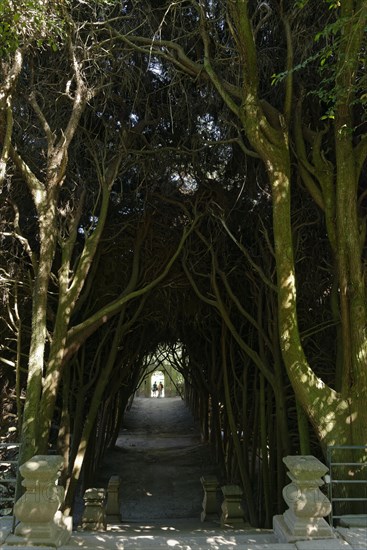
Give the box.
[9,455,71,547]
[80,487,106,531]
[200,475,219,521]
[273,455,336,542]
[220,484,246,528]
[106,475,121,523]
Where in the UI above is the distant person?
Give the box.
[157,382,163,398]
[152,381,157,397]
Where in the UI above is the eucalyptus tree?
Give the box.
[112,0,367,452]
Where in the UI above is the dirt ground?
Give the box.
[95,396,221,524]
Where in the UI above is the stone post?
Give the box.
[200,475,219,521]
[9,455,71,547]
[80,487,107,531]
[220,484,246,528]
[273,455,336,542]
[106,475,121,523]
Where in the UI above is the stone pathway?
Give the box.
[1,396,367,548]
[95,396,222,523]
[1,517,367,549]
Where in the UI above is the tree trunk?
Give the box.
[20,195,58,464]
[221,322,257,526]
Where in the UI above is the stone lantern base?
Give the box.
[7,512,72,548]
[6,454,72,548]
[273,512,335,543]
[274,455,336,543]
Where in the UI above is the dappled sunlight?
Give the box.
[305,518,329,536]
[67,528,281,548]
[286,351,359,445]
[271,171,289,203]
[316,399,352,445]
[281,273,295,310]
[2,4,366,544]
[336,527,367,548]
[346,412,358,425]
[107,522,249,537]
[322,412,338,436]
[315,378,325,390]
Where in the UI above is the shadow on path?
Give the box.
[96,396,221,524]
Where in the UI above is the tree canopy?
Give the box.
[0,0,366,527]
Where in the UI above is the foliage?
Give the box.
[0,0,366,526]
[0,0,67,56]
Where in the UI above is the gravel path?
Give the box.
[95,396,221,523]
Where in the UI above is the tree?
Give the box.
[1,0,199,480]
[111,0,367,450]
[2,0,366,522]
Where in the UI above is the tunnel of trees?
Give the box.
[0,0,366,528]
